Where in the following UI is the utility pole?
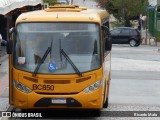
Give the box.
[122,0,125,26]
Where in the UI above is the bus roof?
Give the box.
[16,5,109,24]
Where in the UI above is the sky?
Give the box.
[149,0,157,6]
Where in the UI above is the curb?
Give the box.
[7,105,14,112]
[0,46,8,63]
[0,50,9,115]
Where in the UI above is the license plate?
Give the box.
[51,98,66,104]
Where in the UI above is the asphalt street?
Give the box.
[110,44,160,106]
[1,44,160,119]
[0,46,9,113]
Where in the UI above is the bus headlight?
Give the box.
[83,80,102,93]
[14,80,32,94]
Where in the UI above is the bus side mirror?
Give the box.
[7,27,15,54]
[101,26,112,51]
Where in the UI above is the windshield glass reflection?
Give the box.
[13,23,101,74]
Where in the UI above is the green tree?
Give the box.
[43,0,57,5]
[97,0,148,26]
[95,0,109,8]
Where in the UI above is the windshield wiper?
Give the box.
[32,47,51,77]
[60,49,82,76]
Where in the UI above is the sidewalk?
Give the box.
[141,29,160,47]
[0,46,7,63]
[0,46,9,112]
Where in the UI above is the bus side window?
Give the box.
[102,25,112,52]
[102,27,107,52]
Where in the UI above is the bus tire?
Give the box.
[103,80,109,108]
[103,98,108,108]
[21,109,28,112]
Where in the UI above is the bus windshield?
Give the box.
[13,23,101,74]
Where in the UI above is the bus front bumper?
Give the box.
[14,86,104,109]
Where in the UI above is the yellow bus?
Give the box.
[7,5,112,110]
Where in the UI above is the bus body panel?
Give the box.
[16,9,109,24]
[14,84,104,109]
[13,68,103,94]
[9,56,14,104]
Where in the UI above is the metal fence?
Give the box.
[148,9,157,37]
[148,9,160,41]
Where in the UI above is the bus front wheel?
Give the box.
[103,98,108,108]
[103,81,109,108]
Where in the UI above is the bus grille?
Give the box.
[23,76,91,84]
[35,92,79,95]
[23,76,38,83]
[44,80,70,84]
